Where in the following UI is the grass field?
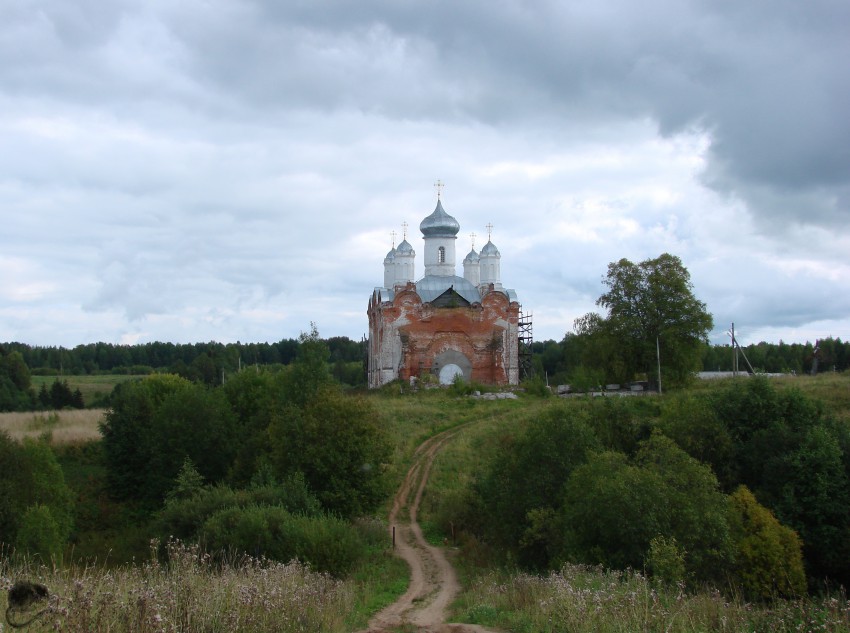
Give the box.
[0,408,105,443]
[31,374,140,407]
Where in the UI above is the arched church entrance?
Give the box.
[439,363,464,384]
[433,349,472,384]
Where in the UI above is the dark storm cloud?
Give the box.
[5,0,846,230]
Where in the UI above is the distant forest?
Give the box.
[533,336,848,384]
[1,335,847,410]
[1,336,365,383]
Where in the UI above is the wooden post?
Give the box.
[392,526,396,549]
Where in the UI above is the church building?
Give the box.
[367,191,521,388]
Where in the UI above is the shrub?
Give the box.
[201,506,366,576]
[728,486,806,600]
[645,535,686,585]
[14,503,63,561]
[156,477,321,542]
[560,435,732,583]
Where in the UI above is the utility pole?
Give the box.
[731,322,737,377]
[656,335,662,395]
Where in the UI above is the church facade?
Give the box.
[367,195,520,388]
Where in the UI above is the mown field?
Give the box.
[30,373,139,408]
[3,373,850,632]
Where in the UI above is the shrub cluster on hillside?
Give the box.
[450,377,849,598]
[92,327,391,570]
[2,328,390,575]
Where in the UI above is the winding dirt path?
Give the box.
[356,426,501,633]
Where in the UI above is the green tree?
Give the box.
[658,393,736,490]
[20,439,74,539]
[0,435,73,552]
[582,254,713,387]
[269,387,390,518]
[1,351,31,391]
[283,323,332,406]
[560,436,732,583]
[0,350,34,411]
[49,379,75,409]
[146,384,238,503]
[635,433,732,578]
[476,405,600,568]
[561,451,668,571]
[0,431,29,543]
[100,374,191,503]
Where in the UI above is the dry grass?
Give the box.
[0,408,105,444]
[455,564,850,632]
[0,540,353,633]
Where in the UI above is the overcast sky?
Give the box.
[2,0,848,348]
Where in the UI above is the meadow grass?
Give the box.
[1,540,355,633]
[0,408,105,443]
[452,564,850,633]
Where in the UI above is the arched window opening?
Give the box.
[438,246,446,263]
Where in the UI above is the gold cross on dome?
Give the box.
[470,232,477,249]
[401,221,408,240]
[434,179,445,199]
[486,222,494,240]
[390,230,397,247]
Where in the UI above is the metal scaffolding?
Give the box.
[518,308,534,381]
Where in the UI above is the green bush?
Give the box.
[15,504,63,561]
[201,506,366,576]
[728,486,806,600]
[520,376,550,397]
[560,435,732,583]
[156,477,321,542]
[645,535,686,585]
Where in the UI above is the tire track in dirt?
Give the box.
[357,425,501,633]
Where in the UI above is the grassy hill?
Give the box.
[3,373,850,632]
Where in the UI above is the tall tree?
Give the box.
[585,253,713,387]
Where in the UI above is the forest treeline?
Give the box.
[533,335,849,387]
[5,335,847,382]
[0,336,365,411]
[3,335,847,412]
[1,336,364,378]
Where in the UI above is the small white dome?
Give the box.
[480,240,500,257]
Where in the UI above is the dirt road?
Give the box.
[357,426,501,633]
